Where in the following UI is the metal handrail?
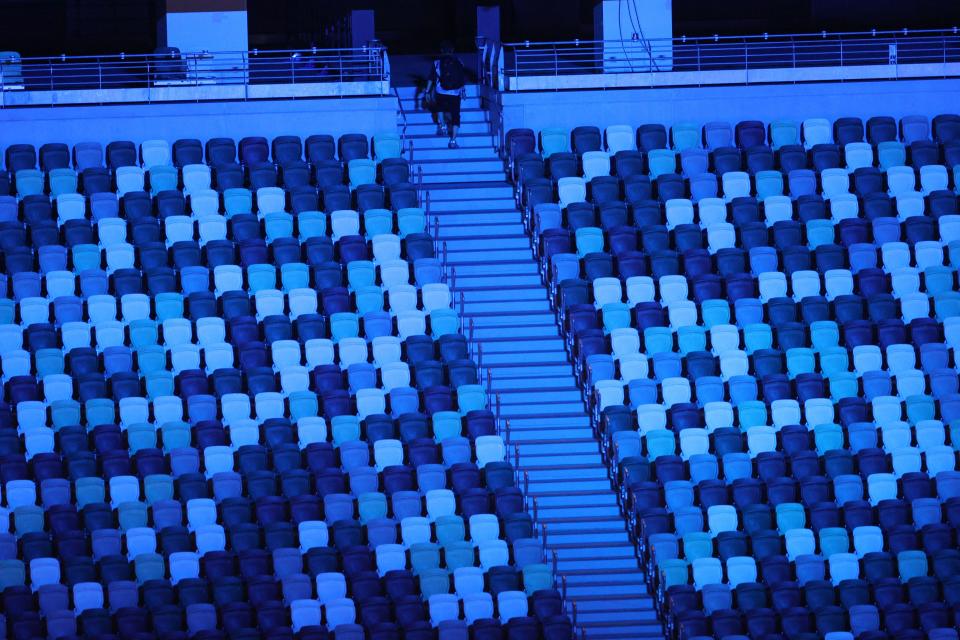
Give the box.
[0,45,388,92]
[496,27,960,82]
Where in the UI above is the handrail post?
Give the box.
[496,393,502,431]
[504,417,510,448]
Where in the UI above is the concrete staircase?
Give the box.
[396,86,665,640]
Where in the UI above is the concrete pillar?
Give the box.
[477,5,500,44]
[348,10,376,48]
[594,0,673,72]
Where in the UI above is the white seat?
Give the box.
[626,276,655,305]
[256,187,286,214]
[605,125,634,153]
[164,216,194,246]
[747,426,777,458]
[557,177,586,208]
[785,528,816,561]
[771,399,801,429]
[763,196,794,226]
[920,164,949,194]
[188,188,219,217]
[721,171,750,201]
[829,193,859,222]
[758,272,787,301]
[182,164,212,194]
[330,210,360,241]
[896,192,924,219]
[802,118,831,148]
[791,270,822,300]
[658,274,689,304]
[820,168,850,198]
[844,142,874,171]
[593,277,623,307]
[582,151,611,181]
[115,166,144,196]
[824,269,854,300]
[665,199,694,230]
[706,222,736,253]
[698,197,728,227]
[618,353,648,382]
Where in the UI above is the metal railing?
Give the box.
[0,46,389,93]
[494,28,960,87]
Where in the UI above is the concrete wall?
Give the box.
[0,96,396,150]
[496,77,960,135]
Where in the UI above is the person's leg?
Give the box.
[448,95,462,148]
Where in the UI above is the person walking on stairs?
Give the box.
[430,41,466,148]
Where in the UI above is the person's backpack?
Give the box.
[439,55,465,91]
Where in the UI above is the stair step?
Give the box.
[488,377,575,391]
[497,389,583,403]
[526,476,612,492]
[472,324,559,339]
[430,199,520,211]
[446,260,537,276]
[567,582,657,600]
[462,286,547,302]
[418,159,506,174]
[533,489,616,506]
[461,300,553,314]
[421,170,507,184]
[407,122,490,135]
[556,556,641,571]
[462,311,554,325]
[511,440,599,456]
[499,400,584,413]
[434,222,526,237]
[522,466,610,481]
[503,426,595,440]
[444,236,531,250]
[423,180,513,194]
[446,248,533,263]
[551,544,638,560]
[562,569,648,584]
[506,413,589,426]
[539,516,627,532]
[457,274,543,288]
[547,530,633,545]
[478,337,563,352]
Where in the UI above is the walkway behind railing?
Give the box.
[0,46,391,106]
[485,28,960,91]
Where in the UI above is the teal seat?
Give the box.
[224,188,253,217]
[331,416,361,445]
[897,550,929,581]
[786,347,816,378]
[682,532,715,562]
[819,347,850,377]
[149,166,179,194]
[601,303,631,333]
[575,227,604,257]
[35,348,65,378]
[743,323,773,353]
[85,398,116,428]
[330,313,360,342]
[754,171,784,200]
[877,141,906,170]
[806,220,836,249]
[677,325,707,355]
[72,245,102,272]
[814,423,844,454]
[924,266,955,296]
[397,208,426,237]
[145,371,174,399]
[264,212,294,242]
[51,399,81,430]
[280,263,310,291]
[905,395,936,425]
[247,264,277,293]
[829,372,859,401]
[136,345,167,375]
[297,211,326,239]
[355,286,384,315]
[769,120,800,149]
[373,131,402,161]
[15,169,44,197]
[539,128,569,158]
[700,299,731,328]
[671,122,700,151]
[0,559,26,590]
[456,385,487,414]
[648,149,678,178]
[646,430,677,460]
[348,159,377,188]
[128,423,158,454]
[129,320,158,348]
[432,412,462,442]
[155,293,184,322]
[809,320,840,351]
[289,391,319,422]
[935,291,960,320]
[346,261,376,290]
[0,299,14,324]
[363,209,394,237]
[49,168,79,197]
[644,327,674,354]
[737,400,768,429]
[429,309,460,338]
[775,502,807,531]
[160,421,191,452]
